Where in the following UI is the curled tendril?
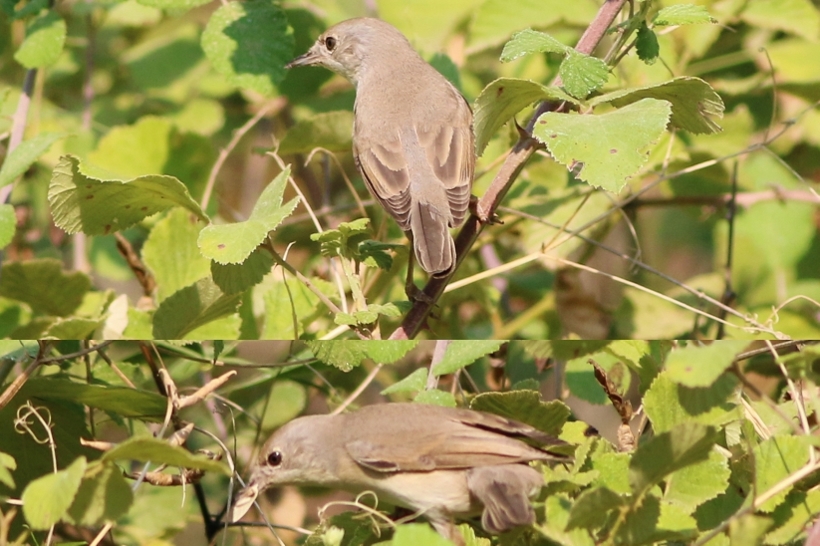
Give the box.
[14,402,54,445]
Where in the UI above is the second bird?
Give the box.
[286,18,475,279]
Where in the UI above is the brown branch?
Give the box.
[390,0,629,339]
[115,232,156,297]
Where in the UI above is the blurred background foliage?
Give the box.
[0,0,819,339]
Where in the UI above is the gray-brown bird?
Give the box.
[229,403,569,544]
[286,18,475,286]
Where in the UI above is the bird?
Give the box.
[229,402,569,544]
[286,18,475,295]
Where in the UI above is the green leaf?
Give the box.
[413,389,457,407]
[211,247,274,295]
[655,502,698,542]
[592,77,724,134]
[0,452,16,489]
[65,460,133,526]
[0,204,14,250]
[381,368,428,395]
[629,422,717,494]
[142,208,211,302]
[22,457,87,530]
[23,378,166,421]
[664,450,731,513]
[391,523,454,546]
[468,0,598,53]
[48,155,207,236]
[0,258,90,316]
[432,340,504,376]
[201,0,294,96]
[333,303,404,327]
[740,0,819,41]
[428,53,462,92]
[643,372,739,433]
[729,514,772,546]
[311,218,371,260]
[152,277,242,339]
[559,51,609,99]
[763,489,820,544]
[358,240,400,270]
[0,132,65,188]
[753,435,811,512]
[664,341,749,387]
[636,22,659,65]
[198,167,299,264]
[473,78,577,155]
[279,111,354,155]
[500,28,568,62]
[136,0,211,11]
[613,494,661,545]
[533,98,672,192]
[306,341,419,372]
[86,116,215,193]
[261,275,338,339]
[591,452,631,494]
[14,11,66,68]
[566,486,624,530]
[259,380,307,430]
[470,390,571,436]
[102,437,230,475]
[43,317,102,340]
[653,4,717,26]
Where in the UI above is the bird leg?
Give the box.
[469,195,502,225]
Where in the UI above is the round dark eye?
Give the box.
[325,36,337,51]
[266,451,282,466]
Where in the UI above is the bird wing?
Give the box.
[415,94,474,227]
[344,407,564,473]
[353,90,474,230]
[353,136,413,230]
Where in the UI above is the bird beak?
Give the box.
[285,48,320,69]
[227,480,260,522]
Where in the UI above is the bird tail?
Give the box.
[410,199,456,276]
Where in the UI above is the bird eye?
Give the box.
[325,36,337,51]
[266,451,282,467]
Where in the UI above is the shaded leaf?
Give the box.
[22,457,86,530]
[470,390,570,436]
[593,77,724,134]
[152,277,242,339]
[0,258,90,316]
[629,422,717,494]
[201,0,294,96]
[65,460,133,526]
[102,437,229,474]
[279,111,354,155]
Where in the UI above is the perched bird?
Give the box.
[229,403,569,544]
[286,18,475,290]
